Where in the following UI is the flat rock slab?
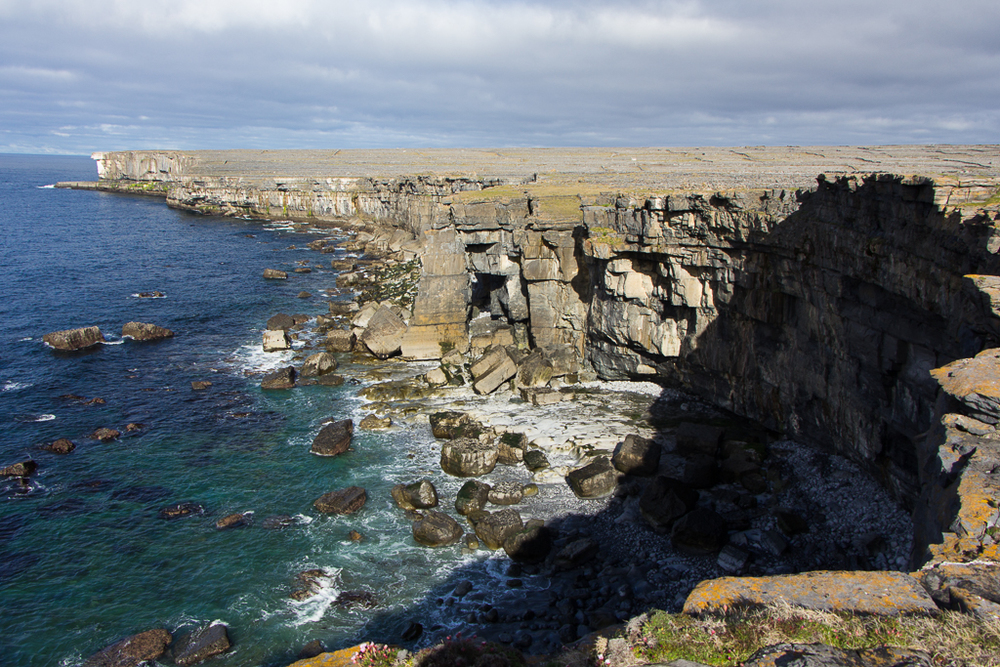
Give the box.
[742,643,931,667]
[931,348,1000,421]
[683,570,938,616]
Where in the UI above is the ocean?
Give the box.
[0,154,512,666]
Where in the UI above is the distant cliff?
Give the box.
[73,146,1000,564]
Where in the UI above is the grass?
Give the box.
[633,602,1000,667]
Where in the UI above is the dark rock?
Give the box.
[336,590,378,608]
[90,427,121,442]
[262,514,295,529]
[741,471,769,494]
[503,524,552,563]
[554,538,599,570]
[43,326,104,351]
[297,640,326,660]
[516,348,553,388]
[429,411,481,439]
[498,432,528,465]
[413,511,464,547]
[124,423,143,433]
[565,456,617,499]
[43,438,76,454]
[310,419,353,456]
[612,434,661,476]
[775,508,809,535]
[440,437,498,477]
[401,621,423,641]
[348,530,363,541]
[314,486,367,514]
[315,373,345,386]
[173,623,230,666]
[215,512,251,530]
[639,476,698,532]
[136,291,165,298]
[742,643,931,667]
[298,290,312,296]
[671,508,728,555]
[1,460,37,477]
[718,544,751,574]
[121,322,174,341]
[300,352,338,377]
[524,449,550,471]
[455,480,491,515]
[475,508,523,550]
[391,479,439,510]
[675,422,724,457]
[260,366,296,390]
[488,481,524,505]
[159,502,204,520]
[83,628,172,667]
[266,313,295,331]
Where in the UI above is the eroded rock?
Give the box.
[43,326,104,351]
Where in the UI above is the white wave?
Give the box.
[18,337,33,342]
[228,339,296,375]
[16,413,56,422]
[287,566,343,626]
[2,381,31,392]
[38,184,56,189]
[101,339,125,346]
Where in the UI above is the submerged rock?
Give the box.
[159,502,205,520]
[43,326,104,351]
[43,438,76,455]
[83,628,172,667]
[263,269,287,279]
[89,428,121,442]
[215,512,251,530]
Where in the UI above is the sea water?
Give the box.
[0,155,494,666]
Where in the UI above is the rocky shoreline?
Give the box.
[40,146,1000,666]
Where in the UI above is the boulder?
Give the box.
[455,480,491,515]
[662,452,718,488]
[316,374,345,387]
[474,508,523,550]
[488,481,524,506]
[424,367,448,385]
[82,628,172,667]
[639,476,698,532]
[359,414,391,429]
[266,313,295,331]
[497,432,527,465]
[543,344,580,377]
[43,326,104,351]
[565,456,618,499]
[310,419,353,456]
[351,302,381,328]
[671,508,728,555]
[612,434,661,476]
[262,330,291,352]
[471,346,518,395]
[173,623,231,666]
[43,438,76,454]
[314,486,367,514]
[516,349,553,388]
[325,329,356,353]
[331,259,356,271]
[359,306,407,358]
[412,511,464,547]
[503,524,553,563]
[429,411,481,439]
[554,538,599,570]
[215,513,251,530]
[260,366,296,389]
[524,450,550,472]
[675,422,724,457]
[0,460,37,477]
[300,352,337,377]
[440,437,499,477]
[391,479,439,510]
[263,269,287,279]
[121,322,174,341]
[90,428,121,442]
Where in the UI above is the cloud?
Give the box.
[0,0,998,153]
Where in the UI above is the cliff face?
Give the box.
[83,148,1000,562]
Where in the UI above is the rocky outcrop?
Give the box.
[121,322,174,341]
[43,326,104,350]
[83,628,172,667]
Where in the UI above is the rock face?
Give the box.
[172,623,231,666]
[121,322,174,341]
[314,486,367,514]
[311,419,353,456]
[83,629,172,667]
[440,437,499,477]
[43,326,104,350]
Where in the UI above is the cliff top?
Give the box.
[96,145,1000,194]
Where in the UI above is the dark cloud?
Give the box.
[0,0,997,153]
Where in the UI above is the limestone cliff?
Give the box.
[73,147,1000,564]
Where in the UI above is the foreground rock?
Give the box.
[314,486,367,514]
[172,623,231,666]
[440,437,499,477]
[121,322,174,341]
[683,571,938,616]
[311,419,353,456]
[43,326,104,351]
[412,510,464,547]
[742,643,931,667]
[83,628,172,667]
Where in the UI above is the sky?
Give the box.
[1,0,998,154]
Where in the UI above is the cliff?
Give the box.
[69,145,1000,565]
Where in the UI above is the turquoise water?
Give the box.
[0,155,488,666]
